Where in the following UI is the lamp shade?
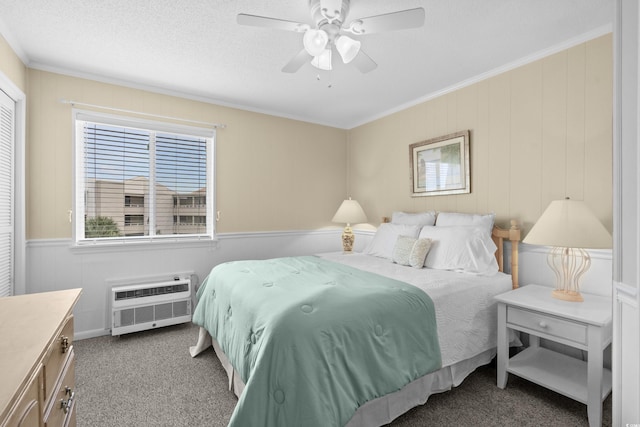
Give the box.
[335,35,361,63]
[332,198,367,225]
[523,199,612,249]
[311,49,332,70]
[303,29,328,56]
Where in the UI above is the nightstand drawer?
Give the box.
[507,306,587,345]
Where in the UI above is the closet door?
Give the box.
[0,89,14,297]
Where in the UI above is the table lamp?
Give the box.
[332,197,367,253]
[523,198,612,302]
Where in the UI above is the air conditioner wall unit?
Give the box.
[111,275,192,336]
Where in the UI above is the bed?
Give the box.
[190,212,521,427]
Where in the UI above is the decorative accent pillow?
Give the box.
[364,223,422,259]
[409,237,432,268]
[435,212,495,236]
[392,235,432,268]
[419,225,498,275]
[391,211,437,226]
[392,235,415,265]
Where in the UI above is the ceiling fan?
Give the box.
[237,0,425,74]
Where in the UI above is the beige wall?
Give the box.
[26,70,348,238]
[348,34,613,235]
[0,35,27,92]
[9,32,614,239]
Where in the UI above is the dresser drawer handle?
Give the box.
[60,335,69,353]
[538,321,548,329]
[60,387,75,414]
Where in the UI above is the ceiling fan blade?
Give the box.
[345,8,425,35]
[351,50,377,74]
[237,14,310,32]
[282,49,313,73]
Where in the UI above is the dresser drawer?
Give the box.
[43,349,75,427]
[507,306,587,346]
[0,289,81,427]
[43,316,74,408]
[1,367,42,427]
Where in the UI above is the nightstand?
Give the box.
[495,284,612,427]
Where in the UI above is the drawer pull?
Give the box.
[60,387,75,414]
[60,335,69,353]
[538,321,548,329]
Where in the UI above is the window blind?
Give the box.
[156,133,208,235]
[0,89,14,297]
[76,113,214,243]
[83,123,150,238]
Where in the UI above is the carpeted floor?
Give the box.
[73,322,611,426]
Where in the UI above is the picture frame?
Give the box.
[409,130,470,197]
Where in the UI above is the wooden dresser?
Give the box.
[0,289,82,427]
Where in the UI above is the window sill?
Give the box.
[69,236,218,254]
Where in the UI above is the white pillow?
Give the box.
[391,211,437,226]
[392,235,432,268]
[435,212,495,236]
[419,225,498,275]
[364,223,422,259]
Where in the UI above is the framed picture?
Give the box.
[409,130,470,197]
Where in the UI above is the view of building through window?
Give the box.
[76,117,214,241]
[84,179,207,237]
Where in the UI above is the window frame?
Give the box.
[72,109,216,246]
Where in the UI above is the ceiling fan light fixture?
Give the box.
[238,2,423,75]
[335,35,361,64]
[303,29,329,56]
[311,49,332,71]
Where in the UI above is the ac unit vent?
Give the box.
[111,277,192,336]
[115,283,189,301]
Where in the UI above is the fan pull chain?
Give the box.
[316,74,333,89]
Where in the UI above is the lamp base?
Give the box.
[547,247,590,303]
[341,226,355,253]
[551,289,584,302]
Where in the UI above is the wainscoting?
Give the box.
[27,229,360,339]
[518,244,613,297]
[26,230,611,339]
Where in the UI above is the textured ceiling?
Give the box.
[0,0,613,129]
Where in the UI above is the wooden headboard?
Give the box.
[381,217,521,289]
[491,220,521,289]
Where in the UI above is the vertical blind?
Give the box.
[77,115,213,242]
[0,89,14,297]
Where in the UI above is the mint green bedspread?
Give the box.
[192,256,441,427]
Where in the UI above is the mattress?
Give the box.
[190,252,515,426]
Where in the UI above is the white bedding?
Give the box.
[317,252,513,367]
[190,252,516,426]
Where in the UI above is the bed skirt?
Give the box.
[190,326,496,427]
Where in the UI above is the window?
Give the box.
[124,215,144,226]
[74,111,215,244]
[124,195,144,207]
